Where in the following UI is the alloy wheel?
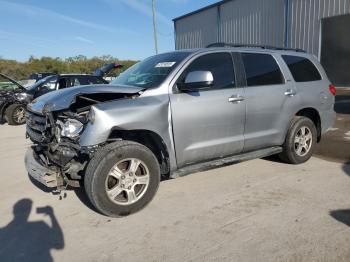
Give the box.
[294,126,313,157]
[14,106,25,124]
[105,158,150,206]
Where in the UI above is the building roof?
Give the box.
[173,0,233,22]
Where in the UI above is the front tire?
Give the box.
[84,141,160,217]
[279,116,317,164]
[5,103,26,125]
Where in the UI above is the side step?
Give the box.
[170,146,283,179]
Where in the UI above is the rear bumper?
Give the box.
[24,148,59,188]
[321,109,336,134]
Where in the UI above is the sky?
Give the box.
[0,0,219,61]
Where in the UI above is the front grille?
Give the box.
[26,111,50,143]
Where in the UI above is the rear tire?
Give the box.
[84,141,160,217]
[279,116,317,164]
[5,103,26,125]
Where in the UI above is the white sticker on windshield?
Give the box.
[155,62,176,68]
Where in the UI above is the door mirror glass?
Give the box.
[178,71,214,91]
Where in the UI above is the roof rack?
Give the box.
[206,43,306,53]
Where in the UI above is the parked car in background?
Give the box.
[0,63,122,125]
[22,73,56,88]
[29,72,56,82]
[25,45,336,217]
[0,73,28,125]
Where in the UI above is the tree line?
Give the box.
[0,55,138,80]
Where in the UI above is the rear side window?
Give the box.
[282,55,322,82]
[181,53,235,90]
[242,53,284,86]
[87,76,105,84]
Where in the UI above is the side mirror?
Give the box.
[178,71,214,91]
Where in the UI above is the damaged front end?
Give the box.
[25,85,143,192]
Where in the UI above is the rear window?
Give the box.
[242,53,284,86]
[282,55,322,82]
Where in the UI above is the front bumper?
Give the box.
[24,148,59,188]
[0,98,7,123]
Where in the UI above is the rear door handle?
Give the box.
[229,95,245,103]
[284,89,296,97]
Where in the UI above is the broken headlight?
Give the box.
[61,119,84,138]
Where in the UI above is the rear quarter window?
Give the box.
[282,55,322,82]
[242,53,284,87]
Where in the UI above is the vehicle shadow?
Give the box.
[330,209,350,227]
[334,90,350,114]
[74,187,102,215]
[343,161,350,177]
[74,174,172,215]
[262,154,284,163]
[329,162,350,227]
[0,199,64,262]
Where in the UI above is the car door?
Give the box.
[170,52,246,168]
[240,52,301,151]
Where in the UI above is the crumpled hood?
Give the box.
[28,84,144,114]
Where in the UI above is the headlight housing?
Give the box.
[61,119,84,138]
[15,92,28,101]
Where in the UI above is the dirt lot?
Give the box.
[0,92,349,262]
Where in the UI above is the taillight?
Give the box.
[329,84,336,96]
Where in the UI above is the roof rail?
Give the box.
[206,43,306,53]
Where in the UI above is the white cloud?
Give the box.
[0,0,115,32]
[104,0,173,27]
[75,36,95,45]
[0,29,56,49]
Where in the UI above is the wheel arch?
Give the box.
[295,107,322,142]
[0,101,12,120]
[107,129,170,177]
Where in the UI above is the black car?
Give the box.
[28,72,55,82]
[0,63,122,125]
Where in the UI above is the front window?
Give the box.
[178,52,235,90]
[111,52,191,89]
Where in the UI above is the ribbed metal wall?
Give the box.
[175,7,218,49]
[220,0,285,47]
[174,0,350,57]
[288,0,350,56]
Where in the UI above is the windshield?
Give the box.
[27,75,58,91]
[111,52,190,89]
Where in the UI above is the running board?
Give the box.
[170,146,283,179]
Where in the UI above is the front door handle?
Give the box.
[229,95,245,103]
[285,89,296,97]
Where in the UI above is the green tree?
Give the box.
[0,55,138,80]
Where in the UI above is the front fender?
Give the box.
[79,94,177,170]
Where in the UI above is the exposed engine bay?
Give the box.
[26,91,141,191]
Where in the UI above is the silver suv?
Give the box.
[25,44,336,217]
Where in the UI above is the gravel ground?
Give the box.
[0,123,349,262]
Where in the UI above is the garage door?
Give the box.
[321,14,350,87]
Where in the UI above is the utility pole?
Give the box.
[152,0,159,54]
